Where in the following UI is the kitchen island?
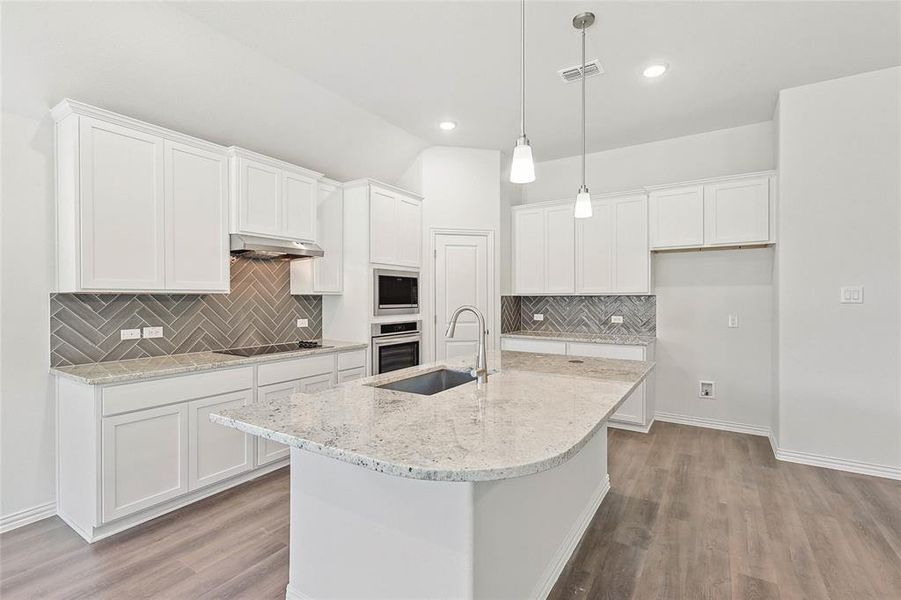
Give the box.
[212,350,654,599]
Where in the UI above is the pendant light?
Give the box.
[573,12,595,219]
[510,0,536,184]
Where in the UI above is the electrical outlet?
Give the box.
[142,326,163,339]
[120,328,141,341]
[533,314,544,321]
[610,315,624,324]
[699,381,715,398]
[297,318,309,328]
[840,286,864,304]
[728,314,739,328]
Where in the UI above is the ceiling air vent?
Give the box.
[558,59,604,83]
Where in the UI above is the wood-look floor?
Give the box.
[2,423,899,599]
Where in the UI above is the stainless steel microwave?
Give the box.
[373,269,419,316]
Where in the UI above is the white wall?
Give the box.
[508,123,777,431]
[654,249,775,430]
[521,121,775,203]
[399,147,502,361]
[776,67,901,471]
[1,112,56,521]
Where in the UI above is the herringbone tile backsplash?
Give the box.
[50,258,322,367]
[501,295,655,335]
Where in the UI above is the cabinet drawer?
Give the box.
[500,337,568,355]
[566,343,645,361]
[257,354,335,386]
[337,350,366,371]
[102,367,253,416]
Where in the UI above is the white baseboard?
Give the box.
[0,501,57,533]
[654,411,771,437]
[530,475,611,599]
[773,446,901,480]
[608,419,653,434]
[285,585,310,600]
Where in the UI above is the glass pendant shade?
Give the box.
[510,138,536,183]
[574,188,592,219]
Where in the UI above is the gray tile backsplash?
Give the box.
[501,295,655,336]
[50,257,322,367]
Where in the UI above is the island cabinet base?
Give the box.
[285,424,610,600]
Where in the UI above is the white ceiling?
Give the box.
[178,1,901,162]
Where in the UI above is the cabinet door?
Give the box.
[611,383,646,426]
[164,141,229,292]
[239,158,281,236]
[188,390,253,491]
[545,205,576,294]
[613,195,649,293]
[337,366,366,383]
[255,381,297,466]
[500,337,567,355]
[703,177,769,245]
[649,185,703,249]
[79,117,165,290]
[369,186,397,265]
[101,403,188,522]
[576,200,613,294]
[395,196,422,267]
[298,371,334,393]
[512,207,546,293]
[283,170,317,241]
[313,183,343,293]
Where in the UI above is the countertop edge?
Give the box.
[210,360,653,482]
[50,341,369,386]
[501,331,656,346]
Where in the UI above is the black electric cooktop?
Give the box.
[215,340,332,357]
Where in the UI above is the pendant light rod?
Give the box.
[520,0,526,138]
[572,12,595,219]
[581,19,586,190]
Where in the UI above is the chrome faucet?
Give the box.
[444,305,489,384]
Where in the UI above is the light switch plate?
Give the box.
[610,315,624,324]
[728,314,739,328]
[142,326,163,339]
[120,328,141,341]
[297,318,309,328]
[533,314,544,321]
[840,286,864,304]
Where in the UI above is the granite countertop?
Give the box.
[49,340,369,385]
[211,350,654,483]
[501,330,656,346]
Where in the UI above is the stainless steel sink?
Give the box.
[374,369,476,396]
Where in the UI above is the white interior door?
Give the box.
[434,232,492,361]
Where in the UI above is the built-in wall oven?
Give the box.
[371,321,421,375]
[374,269,419,316]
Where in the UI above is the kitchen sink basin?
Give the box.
[374,369,477,396]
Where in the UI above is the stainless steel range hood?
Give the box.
[229,234,324,260]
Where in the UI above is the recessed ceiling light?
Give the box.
[439,120,457,131]
[642,63,668,78]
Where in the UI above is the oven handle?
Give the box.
[372,333,422,346]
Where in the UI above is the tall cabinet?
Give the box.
[52,100,230,293]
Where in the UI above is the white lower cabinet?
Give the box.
[58,348,367,543]
[102,403,189,522]
[188,390,254,490]
[500,337,655,431]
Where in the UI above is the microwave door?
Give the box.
[379,276,416,308]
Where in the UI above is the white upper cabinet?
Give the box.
[703,177,770,245]
[649,185,704,249]
[649,173,774,250]
[164,141,230,292]
[544,205,576,294]
[53,100,229,293]
[512,207,546,294]
[290,178,344,295]
[367,182,422,268]
[576,193,649,294]
[228,147,322,242]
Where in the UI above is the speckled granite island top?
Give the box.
[502,330,656,346]
[49,340,368,385]
[211,350,654,482]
